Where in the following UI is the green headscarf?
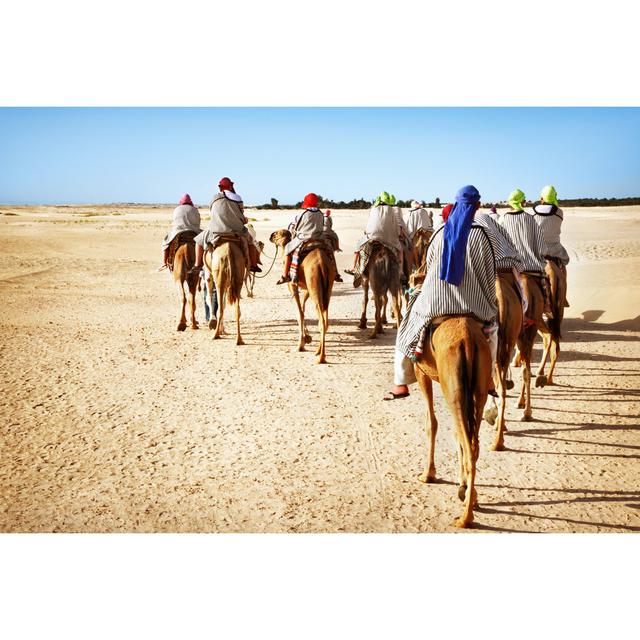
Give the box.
[373,191,396,207]
[540,185,558,205]
[508,188,526,211]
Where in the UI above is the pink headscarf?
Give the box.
[179,194,193,206]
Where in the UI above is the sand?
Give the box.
[1,204,638,532]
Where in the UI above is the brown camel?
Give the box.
[358,242,403,339]
[535,260,566,386]
[412,229,432,274]
[513,273,547,421]
[484,270,524,450]
[414,316,492,528]
[171,234,200,332]
[270,230,335,364]
[204,239,246,345]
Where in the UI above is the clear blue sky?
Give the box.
[1,107,638,205]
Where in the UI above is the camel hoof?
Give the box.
[516,400,525,409]
[535,375,547,388]
[521,414,533,422]
[358,320,367,330]
[297,345,306,352]
[191,324,199,330]
[369,332,377,339]
[316,357,326,365]
[304,334,312,344]
[236,339,245,346]
[546,377,554,386]
[483,406,498,426]
[177,323,187,332]
[505,380,514,390]
[418,472,436,484]
[381,317,388,325]
[213,333,222,340]
[458,485,467,501]
[208,319,217,330]
[491,441,505,452]
[454,516,472,529]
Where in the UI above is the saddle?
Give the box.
[362,240,399,275]
[209,233,250,266]
[298,239,332,263]
[167,230,198,265]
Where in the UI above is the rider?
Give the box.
[276,193,326,285]
[190,177,262,274]
[322,210,344,282]
[386,185,499,400]
[161,194,202,269]
[405,200,433,241]
[344,191,405,287]
[497,188,551,315]
[531,185,570,305]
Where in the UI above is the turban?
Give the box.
[540,185,558,205]
[508,188,526,211]
[302,193,319,209]
[441,203,454,222]
[179,193,193,206]
[440,185,481,286]
[373,191,396,207]
[218,177,235,192]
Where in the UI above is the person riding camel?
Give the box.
[322,209,343,282]
[276,193,328,285]
[190,177,262,274]
[405,200,433,240]
[160,194,202,270]
[344,191,406,287]
[386,185,499,401]
[532,185,570,306]
[497,188,552,315]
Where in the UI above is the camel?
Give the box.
[411,229,432,274]
[270,230,335,364]
[535,260,566,386]
[414,316,492,528]
[513,273,547,421]
[203,238,246,345]
[484,270,524,450]
[171,233,200,332]
[358,242,403,339]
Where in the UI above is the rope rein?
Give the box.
[252,245,279,279]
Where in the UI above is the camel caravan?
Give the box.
[160,178,570,527]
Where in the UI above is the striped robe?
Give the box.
[531,204,570,265]
[497,210,548,272]
[475,212,525,272]
[396,224,498,359]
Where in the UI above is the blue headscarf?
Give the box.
[440,185,481,286]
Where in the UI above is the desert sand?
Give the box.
[1,204,638,532]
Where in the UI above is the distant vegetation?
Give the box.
[255,195,640,209]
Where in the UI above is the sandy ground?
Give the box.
[1,204,639,532]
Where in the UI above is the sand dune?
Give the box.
[1,205,638,532]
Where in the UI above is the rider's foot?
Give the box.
[189,264,202,275]
[250,265,262,273]
[344,268,356,276]
[276,275,291,285]
[334,273,344,282]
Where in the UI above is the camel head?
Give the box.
[270,229,291,248]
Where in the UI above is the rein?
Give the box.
[253,245,279,278]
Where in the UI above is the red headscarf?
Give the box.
[179,193,193,206]
[302,193,319,209]
[218,177,235,192]
[441,203,454,222]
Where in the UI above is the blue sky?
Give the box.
[1,107,638,205]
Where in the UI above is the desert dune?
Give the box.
[0,204,638,532]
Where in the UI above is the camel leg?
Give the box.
[188,280,199,330]
[381,293,388,325]
[491,367,507,451]
[213,282,225,340]
[177,283,187,331]
[416,374,438,483]
[291,287,306,352]
[392,292,403,328]
[358,281,369,329]
[547,338,560,385]
[208,277,217,330]
[301,290,312,344]
[535,330,551,387]
[456,443,467,502]
[314,302,327,364]
[235,298,244,346]
[370,294,383,339]
[456,439,477,529]
[520,360,533,421]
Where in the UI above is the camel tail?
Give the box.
[458,340,477,442]
[223,249,243,306]
[371,249,400,297]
